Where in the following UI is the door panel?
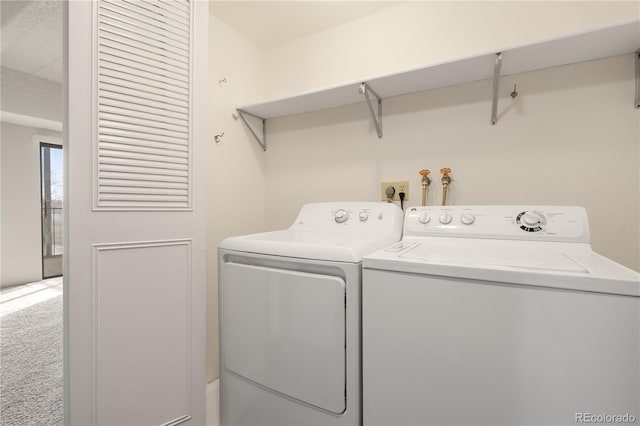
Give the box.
[222,262,346,414]
[94,241,191,425]
[65,1,207,424]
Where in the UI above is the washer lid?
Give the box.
[363,239,640,296]
[400,245,587,273]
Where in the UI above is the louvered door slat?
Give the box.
[98,45,188,78]
[99,135,188,154]
[99,171,188,184]
[99,152,188,168]
[103,44,189,77]
[99,67,189,97]
[99,109,188,133]
[99,110,189,134]
[102,0,189,38]
[100,31,189,65]
[100,141,188,158]
[99,25,189,59]
[99,104,188,127]
[98,87,188,117]
[99,193,188,202]
[99,186,188,196]
[99,75,188,103]
[100,179,188,190]
[99,127,189,147]
[99,85,188,113]
[157,0,190,17]
[98,10,189,48]
[99,164,188,178]
[99,119,188,140]
[99,149,188,165]
[99,156,188,172]
[99,56,188,86]
[121,0,190,31]
[98,38,189,74]
[99,96,188,121]
[95,0,192,210]
[99,39,189,74]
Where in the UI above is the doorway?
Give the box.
[40,143,63,279]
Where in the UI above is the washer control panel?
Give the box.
[404,206,589,243]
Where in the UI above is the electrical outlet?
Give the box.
[380,181,409,201]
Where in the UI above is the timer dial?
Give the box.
[516,210,546,232]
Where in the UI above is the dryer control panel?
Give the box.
[289,202,404,235]
[404,206,590,243]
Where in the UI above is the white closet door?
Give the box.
[65,1,208,424]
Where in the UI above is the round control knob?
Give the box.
[439,213,452,225]
[418,211,431,224]
[359,211,369,222]
[516,210,546,232]
[522,211,543,227]
[460,213,475,225]
[334,209,349,223]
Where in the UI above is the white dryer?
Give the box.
[219,202,403,426]
[362,206,639,426]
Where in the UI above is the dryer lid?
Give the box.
[220,229,401,262]
[219,202,404,262]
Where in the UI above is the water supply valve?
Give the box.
[419,169,431,206]
[440,168,452,206]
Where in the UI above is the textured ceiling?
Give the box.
[1,0,62,83]
[0,1,400,84]
[210,1,401,49]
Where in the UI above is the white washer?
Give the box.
[363,206,639,426]
[219,202,403,426]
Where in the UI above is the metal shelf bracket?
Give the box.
[635,49,640,109]
[359,82,383,138]
[236,109,266,151]
[491,52,503,125]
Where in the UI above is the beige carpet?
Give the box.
[0,278,63,425]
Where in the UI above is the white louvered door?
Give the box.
[65,1,208,425]
[95,0,192,210]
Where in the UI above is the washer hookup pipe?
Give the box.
[419,169,431,206]
[440,168,452,206]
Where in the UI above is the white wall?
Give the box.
[0,122,62,287]
[264,54,639,271]
[206,13,267,381]
[207,0,640,381]
[253,0,639,271]
[260,1,639,100]
[1,67,62,123]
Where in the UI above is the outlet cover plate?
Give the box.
[381,181,409,201]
